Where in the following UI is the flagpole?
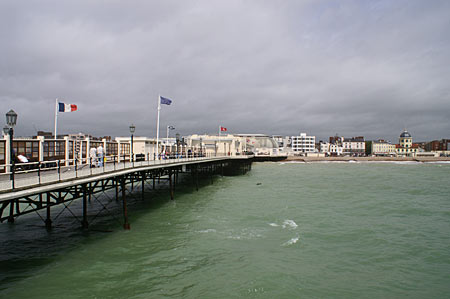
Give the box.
[219,125,221,138]
[156,95,161,158]
[54,98,58,140]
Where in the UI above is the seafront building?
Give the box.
[342,136,365,156]
[425,139,450,153]
[395,130,418,157]
[366,140,396,156]
[291,133,316,153]
[186,134,282,157]
[272,135,292,154]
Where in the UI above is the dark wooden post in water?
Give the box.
[45,192,52,229]
[82,184,89,229]
[121,176,130,230]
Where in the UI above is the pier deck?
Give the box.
[0,155,253,229]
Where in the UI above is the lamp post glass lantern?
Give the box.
[6,109,17,127]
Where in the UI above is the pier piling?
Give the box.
[82,184,88,229]
[121,177,130,230]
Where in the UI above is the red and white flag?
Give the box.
[220,126,227,132]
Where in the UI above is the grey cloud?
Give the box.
[1,0,449,142]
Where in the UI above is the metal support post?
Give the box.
[195,166,199,191]
[141,172,145,200]
[88,182,92,202]
[122,177,130,230]
[45,192,52,229]
[169,169,174,200]
[82,184,88,229]
[115,178,119,201]
[7,199,14,223]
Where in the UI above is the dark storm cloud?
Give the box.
[1,0,449,142]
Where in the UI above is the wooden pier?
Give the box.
[0,155,253,230]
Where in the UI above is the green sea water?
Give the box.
[1,162,450,298]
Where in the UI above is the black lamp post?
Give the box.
[129,124,135,164]
[175,133,180,157]
[5,110,17,188]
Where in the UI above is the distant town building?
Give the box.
[425,139,450,152]
[318,141,330,154]
[342,136,365,156]
[367,139,396,156]
[272,135,292,153]
[291,133,316,153]
[395,130,418,157]
[325,135,344,156]
[186,134,283,157]
[33,131,53,139]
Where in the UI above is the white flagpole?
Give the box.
[156,95,161,158]
[219,125,221,137]
[54,98,58,140]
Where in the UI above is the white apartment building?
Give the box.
[291,133,316,153]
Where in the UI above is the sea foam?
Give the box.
[282,236,299,246]
[282,220,298,229]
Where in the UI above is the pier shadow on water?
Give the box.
[0,172,221,292]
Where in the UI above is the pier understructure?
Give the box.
[0,156,252,230]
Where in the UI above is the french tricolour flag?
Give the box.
[58,102,77,112]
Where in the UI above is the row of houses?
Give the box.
[272,131,450,157]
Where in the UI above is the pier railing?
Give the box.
[0,152,227,192]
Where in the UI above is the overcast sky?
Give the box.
[1,0,449,142]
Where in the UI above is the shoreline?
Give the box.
[284,156,450,163]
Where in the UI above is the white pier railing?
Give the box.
[0,153,229,192]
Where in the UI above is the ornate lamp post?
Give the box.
[129,124,135,164]
[166,125,175,155]
[5,110,17,188]
[175,133,180,158]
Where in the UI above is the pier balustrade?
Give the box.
[0,151,220,192]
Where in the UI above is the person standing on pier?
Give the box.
[97,145,104,167]
[89,147,97,168]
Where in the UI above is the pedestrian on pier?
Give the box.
[89,147,97,168]
[97,145,104,167]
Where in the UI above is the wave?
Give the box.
[282,236,299,246]
[282,219,298,229]
[197,229,217,233]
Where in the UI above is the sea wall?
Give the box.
[286,156,450,163]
